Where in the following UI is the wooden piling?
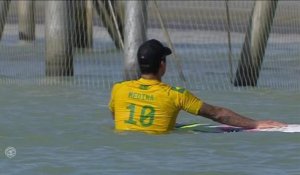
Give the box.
[18,0,35,41]
[0,0,11,40]
[72,0,92,48]
[234,0,278,86]
[124,1,147,80]
[86,0,93,48]
[45,1,73,76]
[94,0,124,50]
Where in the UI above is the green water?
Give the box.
[1,84,300,175]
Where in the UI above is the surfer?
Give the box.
[108,39,286,134]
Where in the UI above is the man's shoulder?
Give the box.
[111,80,139,90]
[170,86,187,94]
[112,80,134,86]
[157,82,188,94]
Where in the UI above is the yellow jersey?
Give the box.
[108,78,203,134]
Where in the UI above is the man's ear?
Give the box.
[160,61,166,69]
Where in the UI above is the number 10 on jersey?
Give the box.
[125,104,155,127]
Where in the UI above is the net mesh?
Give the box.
[0,1,300,91]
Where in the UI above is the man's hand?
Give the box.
[254,120,287,129]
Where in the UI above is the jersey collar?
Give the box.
[137,78,161,85]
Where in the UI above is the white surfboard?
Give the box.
[175,123,300,133]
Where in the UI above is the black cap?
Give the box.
[137,39,172,73]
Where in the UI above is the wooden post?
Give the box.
[86,0,93,48]
[72,0,91,48]
[45,1,73,76]
[234,0,278,86]
[124,1,147,80]
[18,0,35,41]
[0,0,11,40]
[94,0,124,50]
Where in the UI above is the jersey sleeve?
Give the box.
[173,87,203,115]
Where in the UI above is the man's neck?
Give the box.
[141,74,161,81]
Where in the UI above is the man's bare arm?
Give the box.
[198,103,286,129]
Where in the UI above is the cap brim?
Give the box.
[163,47,172,56]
